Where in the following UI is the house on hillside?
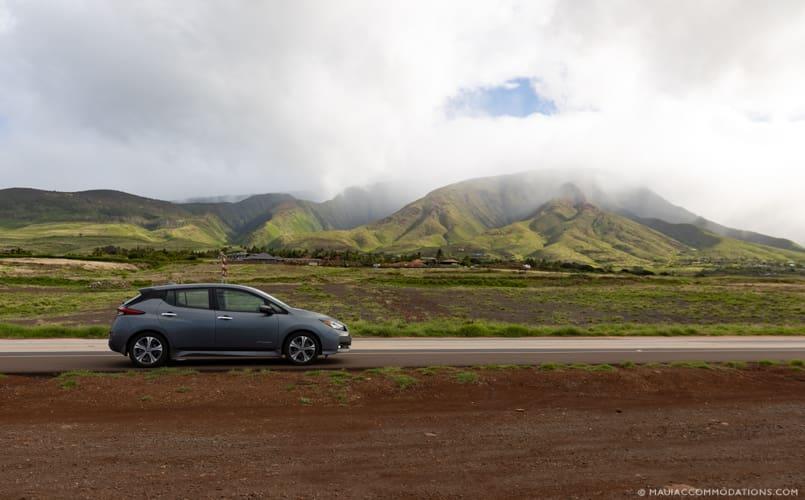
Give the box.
[284,257,321,266]
[241,253,284,264]
[385,259,426,268]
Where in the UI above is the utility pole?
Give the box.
[219,251,228,283]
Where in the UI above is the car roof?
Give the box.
[138,283,292,309]
[140,283,259,293]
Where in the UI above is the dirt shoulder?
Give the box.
[1,366,804,499]
[0,257,138,271]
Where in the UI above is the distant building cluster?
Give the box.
[226,252,321,266]
[226,252,465,268]
[381,257,461,268]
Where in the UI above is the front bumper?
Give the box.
[321,333,351,355]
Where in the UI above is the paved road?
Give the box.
[1,337,804,374]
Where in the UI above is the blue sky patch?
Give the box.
[446,78,557,118]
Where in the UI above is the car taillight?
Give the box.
[117,306,145,316]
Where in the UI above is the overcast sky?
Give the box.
[1,1,804,242]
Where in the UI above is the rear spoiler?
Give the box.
[138,282,175,294]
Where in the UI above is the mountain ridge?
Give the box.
[1,172,803,266]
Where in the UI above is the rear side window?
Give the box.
[123,293,142,306]
[167,289,210,309]
[126,290,166,307]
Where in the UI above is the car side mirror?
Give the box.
[259,304,274,316]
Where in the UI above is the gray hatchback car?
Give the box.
[108,283,352,367]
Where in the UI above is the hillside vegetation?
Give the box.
[276,177,804,266]
[1,171,803,267]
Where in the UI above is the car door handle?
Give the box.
[217,315,233,320]
[160,312,177,317]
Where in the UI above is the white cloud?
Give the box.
[0,0,804,242]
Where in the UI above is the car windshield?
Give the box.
[250,288,291,310]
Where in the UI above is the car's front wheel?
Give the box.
[284,332,319,365]
[128,332,169,368]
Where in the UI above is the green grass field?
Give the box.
[0,219,227,254]
[0,258,803,337]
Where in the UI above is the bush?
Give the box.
[454,371,479,384]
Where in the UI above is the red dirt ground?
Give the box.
[1,366,804,499]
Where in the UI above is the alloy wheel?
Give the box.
[288,335,316,363]
[132,336,163,366]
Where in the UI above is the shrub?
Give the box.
[454,371,479,384]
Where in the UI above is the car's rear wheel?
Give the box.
[284,332,319,365]
[129,332,168,368]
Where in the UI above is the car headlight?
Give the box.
[320,319,348,333]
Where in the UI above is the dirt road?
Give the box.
[1,366,804,498]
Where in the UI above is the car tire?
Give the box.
[128,332,169,368]
[284,332,319,366]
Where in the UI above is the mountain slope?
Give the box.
[183,193,302,241]
[0,219,229,254]
[283,197,691,265]
[275,174,804,266]
[308,171,804,255]
[0,188,190,228]
[243,202,327,247]
[312,183,420,229]
[1,172,803,267]
[609,186,804,252]
[0,188,229,252]
[0,185,407,253]
[491,200,687,265]
[182,184,412,247]
[277,174,573,252]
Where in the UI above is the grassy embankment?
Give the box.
[1,260,803,338]
[0,320,802,340]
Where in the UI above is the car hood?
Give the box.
[289,307,330,320]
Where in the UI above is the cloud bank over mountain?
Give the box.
[0,1,804,242]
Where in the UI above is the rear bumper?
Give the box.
[108,335,127,355]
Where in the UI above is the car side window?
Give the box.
[216,289,266,313]
[169,289,210,309]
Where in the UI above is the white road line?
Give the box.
[0,354,121,358]
[3,337,805,352]
[1,348,804,358]
[349,348,805,354]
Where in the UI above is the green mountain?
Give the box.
[276,174,583,252]
[608,186,804,252]
[0,188,229,253]
[1,172,803,267]
[473,199,688,265]
[282,192,805,266]
[275,173,805,266]
[0,188,189,227]
[0,185,409,253]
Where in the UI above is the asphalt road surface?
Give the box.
[1,337,804,374]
